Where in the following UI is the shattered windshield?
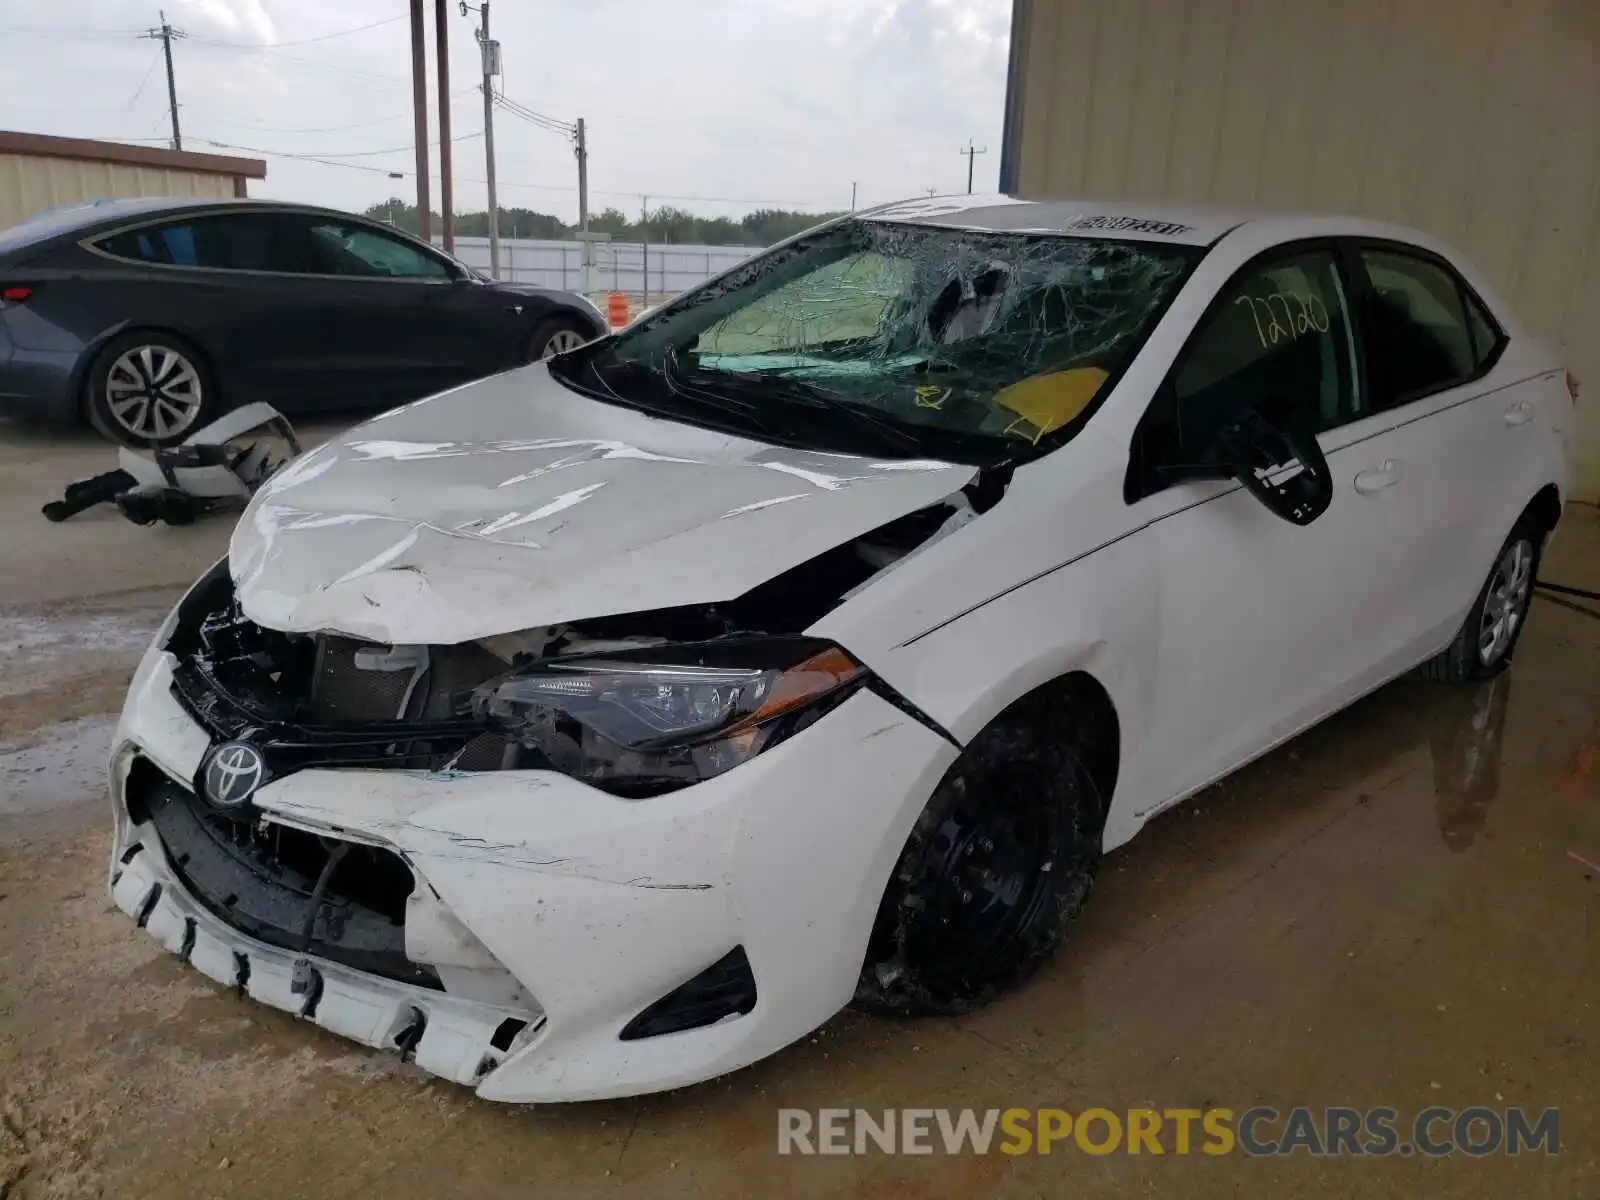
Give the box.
[553,219,1197,464]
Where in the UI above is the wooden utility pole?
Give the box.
[435,0,453,252]
[141,12,186,150]
[960,139,988,194]
[575,117,591,293]
[409,0,431,241]
[463,1,501,276]
[640,195,650,308]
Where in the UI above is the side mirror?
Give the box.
[1209,403,1332,526]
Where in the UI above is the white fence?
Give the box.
[435,235,758,300]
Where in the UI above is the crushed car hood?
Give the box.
[230,364,975,644]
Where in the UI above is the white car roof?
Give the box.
[864,194,1434,251]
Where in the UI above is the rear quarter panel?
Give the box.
[0,241,144,355]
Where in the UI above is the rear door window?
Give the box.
[96,214,313,273]
[1355,248,1493,407]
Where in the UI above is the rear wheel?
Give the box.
[524,314,594,362]
[85,331,216,448]
[855,697,1104,1016]
[1424,518,1541,683]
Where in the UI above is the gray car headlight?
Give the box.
[472,638,865,795]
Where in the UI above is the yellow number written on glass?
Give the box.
[1233,291,1331,348]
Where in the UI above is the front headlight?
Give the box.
[473,637,865,795]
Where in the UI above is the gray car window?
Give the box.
[1357,249,1480,406]
[302,219,453,279]
[97,214,311,273]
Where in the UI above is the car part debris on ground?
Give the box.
[41,403,299,527]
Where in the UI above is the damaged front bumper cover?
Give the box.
[109,647,960,1101]
[110,827,538,1086]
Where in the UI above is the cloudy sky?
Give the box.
[0,0,1011,220]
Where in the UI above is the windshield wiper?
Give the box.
[675,356,928,455]
[659,345,784,437]
[554,343,936,458]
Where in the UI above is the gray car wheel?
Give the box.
[1476,537,1535,666]
[1423,518,1541,683]
[86,332,216,448]
[524,315,595,362]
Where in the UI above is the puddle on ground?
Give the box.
[0,714,117,835]
[0,611,156,668]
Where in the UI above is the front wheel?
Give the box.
[84,331,216,448]
[855,698,1104,1016]
[524,314,595,362]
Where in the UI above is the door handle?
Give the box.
[1353,460,1401,493]
[1504,400,1535,426]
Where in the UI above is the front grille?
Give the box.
[309,637,424,722]
[129,760,440,990]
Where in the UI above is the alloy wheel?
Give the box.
[104,344,204,442]
[541,328,588,358]
[1478,537,1534,666]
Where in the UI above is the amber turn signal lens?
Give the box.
[728,647,863,732]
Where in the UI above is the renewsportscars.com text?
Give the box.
[777,1106,1559,1157]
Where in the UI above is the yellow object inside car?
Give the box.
[992,366,1110,441]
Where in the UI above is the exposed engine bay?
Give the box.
[168,487,972,796]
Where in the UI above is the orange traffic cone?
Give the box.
[607,292,631,328]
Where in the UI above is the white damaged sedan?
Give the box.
[108,197,1573,1101]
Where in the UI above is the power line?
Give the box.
[183,13,407,50]
[182,41,415,88]
[493,93,574,137]
[0,25,146,41]
[197,131,482,161]
[202,88,480,136]
[193,138,863,211]
[123,50,163,112]
[192,139,397,175]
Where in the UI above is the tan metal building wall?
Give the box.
[0,132,266,232]
[1002,0,1600,502]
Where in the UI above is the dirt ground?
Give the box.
[1,418,1597,1199]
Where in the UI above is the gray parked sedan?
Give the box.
[0,196,608,446]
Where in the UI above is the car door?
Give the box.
[293,216,511,404]
[93,210,410,412]
[1340,242,1533,658]
[1122,243,1417,813]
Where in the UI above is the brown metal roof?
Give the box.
[0,130,266,179]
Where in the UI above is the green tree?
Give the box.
[588,207,632,237]
[360,201,844,247]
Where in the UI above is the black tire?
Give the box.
[1423,517,1541,683]
[84,330,217,448]
[854,695,1104,1016]
[523,314,595,362]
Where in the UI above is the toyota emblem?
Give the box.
[202,741,267,809]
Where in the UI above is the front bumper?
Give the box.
[110,832,533,1085]
[110,646,956,1102]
